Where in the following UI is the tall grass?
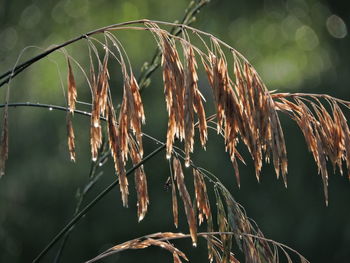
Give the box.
[1,3,350,263]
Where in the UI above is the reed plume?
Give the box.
[1,18,349,263]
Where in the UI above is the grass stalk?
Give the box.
[32,144,165,263]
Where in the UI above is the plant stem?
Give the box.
[31,144,165,263]
[0,102,96,117]
[53,148,108,263]
[51,3,210,259]
[85,231,309,263]
[0,2,212,88]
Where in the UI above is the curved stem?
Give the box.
[1,101,298,263]
[0,19,152,87]
[85,231,309,263]
[0,102,95,118]
[0,104,167,262]
[0,101,212,261]
[1,3,228,89]
[53,150,108,263]
[272,92,350,107]
[32,144,165,263]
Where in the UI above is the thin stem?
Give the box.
[0,102,94,118]
[1,101,306,263]
[53,146,108,263]
[272,92,350,107]
[0,20,138,87]
[0,2,214,88]
[32,144,165,263]
[85,231,309,263]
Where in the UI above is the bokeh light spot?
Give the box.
[0,27,18,51]
[295,25,319,51]
[19,5,42,29]
[326,14,347,39]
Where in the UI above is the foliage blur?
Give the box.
[0,0,350,262]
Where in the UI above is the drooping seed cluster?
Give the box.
[147,22,290,188]
[172,158,197,246]
[67,49,147,211]
[66,58,77,162]
[2,20,345,263]
[58,22,350,262]
[149,24,208,167]
[203,47,288,187]
[273,93,350,205]
[87,232,244,263]
[90,55,109,162]
[61,22,350,231]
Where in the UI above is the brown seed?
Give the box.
[157,32,185,159]
[173,158,197,246]
[130,138,148,221]
[193,169,211,225]
[171,173,179,228]
[107,102,129,207]
[67,58,77,114]
[66,112,76,162]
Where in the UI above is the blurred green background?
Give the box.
[1,0,350,262]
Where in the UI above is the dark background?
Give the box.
[1,0,350,262]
